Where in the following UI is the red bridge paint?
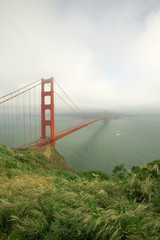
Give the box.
[17,117,105,149]
[39,78,105,148]
[41,78,55,148]
[1,77,106,149]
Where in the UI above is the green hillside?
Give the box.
[0,145,160,240]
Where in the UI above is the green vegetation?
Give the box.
[0,145,160,240]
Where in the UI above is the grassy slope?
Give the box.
[0,145,160,240]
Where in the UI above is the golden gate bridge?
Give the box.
[0,77,106,149]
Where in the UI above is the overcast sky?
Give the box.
[1,0,160,113]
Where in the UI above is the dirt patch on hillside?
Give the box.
[32,145,74,172]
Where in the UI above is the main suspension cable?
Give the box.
[0,82,41,104]
[54,79,87,119]
[0,79,41,100]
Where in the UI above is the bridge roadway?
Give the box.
[16,117,105,149]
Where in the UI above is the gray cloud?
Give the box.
[1,0,160,113]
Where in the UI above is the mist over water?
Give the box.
[56,114,160,174]
[1,112,160,174]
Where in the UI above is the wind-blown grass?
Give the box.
[0,145,160,239]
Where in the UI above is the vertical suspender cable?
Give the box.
[29,89,32,142]
[34,86,36,140]
[17,90,21,146]
[7,101,10,146]
[23,88,26,144]
[3,101,6,145]
[11,94,14,147]
[16,93,18,146]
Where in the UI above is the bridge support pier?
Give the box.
[41,77,55,148]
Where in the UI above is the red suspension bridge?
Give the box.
[0,77,106,149]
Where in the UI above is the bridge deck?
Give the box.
[16,117,105,149]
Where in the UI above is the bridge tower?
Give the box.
[41,77,55,148]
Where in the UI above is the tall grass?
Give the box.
[0,145,160,239]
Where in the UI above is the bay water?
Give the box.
[1,114,160,174]
[56,115,160,174]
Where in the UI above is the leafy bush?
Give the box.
[112,164,126,175]
[76,170,109,181]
